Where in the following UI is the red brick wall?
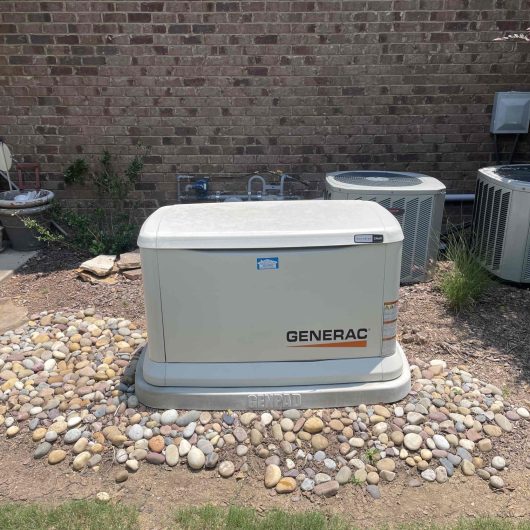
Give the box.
[1,1,529,211]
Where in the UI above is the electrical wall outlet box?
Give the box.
[491,92,530,134]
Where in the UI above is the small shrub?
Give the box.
[64,158,89,185]
[27,148,147,256]
[439,232,491,312]
[53,204,139,256]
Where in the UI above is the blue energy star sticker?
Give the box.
[256,257,279,270]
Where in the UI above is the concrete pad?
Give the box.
[0,298,27,334]
[0,248,37,283]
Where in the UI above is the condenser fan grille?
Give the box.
[325,171,445,284]
[523,239,530,282]
[350,195,434,283]
[472,180,511,270]
[334,172,422,187]
[496,165,530,183]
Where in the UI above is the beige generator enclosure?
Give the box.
[135,200,411,410]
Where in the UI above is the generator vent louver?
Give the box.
[326,171,445,284]
[472,165,530,284]
[472,180,511,271]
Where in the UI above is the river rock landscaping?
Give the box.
[0,309,528,501]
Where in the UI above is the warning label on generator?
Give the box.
[382,300,398,355]
[383,300,399,322]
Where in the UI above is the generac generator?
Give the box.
[135,200,411,410]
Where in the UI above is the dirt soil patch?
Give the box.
[0,246,529,529]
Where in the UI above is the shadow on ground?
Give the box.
[451,280,530,384]
[5,246,89,275]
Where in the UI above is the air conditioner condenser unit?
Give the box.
[472,165,530,283]
[135,200,411,410]
[325,171,446,284]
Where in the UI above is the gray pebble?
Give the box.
[456,447,472,462]
[421,469,436,482]
[161,409,178,425]
[176,410,201,427]
[128,424,144,441]
[283,409,301,421]
[304,468,316,479]
[336,466,352,485]
[300,478,315,491]
[197,439,214,455]
[366,485,381,499]
[182,422,197,439]
[447,453,462,466]
[324,458,336,471]
[64,429,82,444]
[314,451,326,462]
[34,442,52,459]
[315,472,331,484]
[45,431,58,443]
[490,476,504,489]
[439,458,454,477]
[491,456,506,470]
[265,455,280,466]
[205,452,219,469]
[233,427,247,443]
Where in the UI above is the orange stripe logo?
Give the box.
[288,340,367,348]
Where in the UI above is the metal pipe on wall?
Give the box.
[445,194,475,203]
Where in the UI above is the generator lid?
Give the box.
[138,200,403,249]
[326,171,446,194]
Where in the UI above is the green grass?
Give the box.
[0,500,139,530]
[174,506,351,530]
[439,232,491,312]
[173,506,530,530]
[0,502,528,530]
[363,447,379,464]
[395,521,530,530]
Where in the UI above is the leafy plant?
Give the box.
[350,476,364,486]
[20,217,65,244]
[363,447,379,464]
[24,148,148,256]
[438,231,492,312]
[64,158,89,185]
[92,149,144,200]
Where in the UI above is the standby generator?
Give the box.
[135,200,411,410]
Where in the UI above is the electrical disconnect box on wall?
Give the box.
[135,200,411,410]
